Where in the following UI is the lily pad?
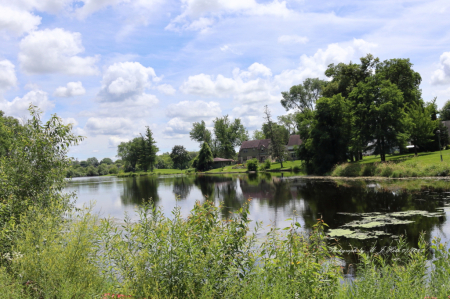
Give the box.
[327,229,355,237]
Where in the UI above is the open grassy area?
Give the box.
[205,160,304,173]
[332,149,450,177]
[117,168,193,177]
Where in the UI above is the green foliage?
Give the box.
[262,122,289,145]
[100,158,113,165]
[155,152,174,169]
[439,99,450,120]
[138,126,158,172]
[0,107,82,255]
[263,105,288,168]
[252,129,265,140]
[213,115,249,159]
[197,142,214,171]
[246,158,258,171]
[108,165,119,174]
[408,101,436,155]
[0,110,23,157]
[117,138,141,171]
[189,120,212,146]
[302,95,352,174]
[170,145,190,169]
[264,159,271,170]
[86,157,99,167]
[281,78,326,112]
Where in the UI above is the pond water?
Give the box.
[65,173,450,265]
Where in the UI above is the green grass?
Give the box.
[332,149,450,177]
[206,160,305,174]
[117,169,193,177]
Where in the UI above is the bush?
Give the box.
[109,165,119,174]
[246,158,258,171]
[264,159,271,170]
[293,165,301,173]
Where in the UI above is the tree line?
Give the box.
[283,54,449,174]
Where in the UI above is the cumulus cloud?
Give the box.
[0,90,53,118]
[85,117,134,135]
[166,0,292,32]
[167,100,222,121]
[0,60,17,94]
[274,38,377,90]
[108,136,129,148]
[19,28,99,75]
[98,61,160,103]
[0,5,41,36]
[180,62,276,105]
[54,81,86,97]
[163,117,192,138]
[156,84,176,95]
[278,35,308,44]
[62,117,79,126]
[431,52,450,85]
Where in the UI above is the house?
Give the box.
[212,158,234,169]
[286,135,302,160]
[237,139,271,163]
[237,135,303,163]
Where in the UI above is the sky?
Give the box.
[0,0,450,161]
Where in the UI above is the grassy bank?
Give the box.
[2,199,450,298]
[116,168,195,177]
[206,160,305,174]
[332,150,450,178]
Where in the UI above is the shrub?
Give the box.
[293,165,301,173]
[247,158,258,172]
[361,164,376,176]
[109,165,119,174]
[264,159,271,170]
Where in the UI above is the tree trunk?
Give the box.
[380,138,386,162]
[414,144,418,156]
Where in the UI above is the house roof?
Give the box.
[240,139,271,149]
[287,135,302,147]
[213,158,234,162]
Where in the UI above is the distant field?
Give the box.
[206,160,304,173]
[359,149,450,165]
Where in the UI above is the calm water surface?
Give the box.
[65,173,450,261]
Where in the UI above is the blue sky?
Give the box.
[0,0,450,160]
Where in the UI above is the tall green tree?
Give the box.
[170,145,190,169]
[86,157,99,167]
[281,78,326,112]
[262,122,289,145]
[350,78,410,161]
[190,120,212,146]
[439,100,450,120]
[197,142,214,171]
[263,105,288,168]
[0,110,22,157]
[277,113,297,135]
[213,115,249,159]
[252,129,265,140]
[303,94,352,174]
[409,101,436,155]
[138,126,158,172]
[117,138,141,171]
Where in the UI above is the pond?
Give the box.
[65,173,450,265]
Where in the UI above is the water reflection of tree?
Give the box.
[120,176,160,205]
[172,176,195,200]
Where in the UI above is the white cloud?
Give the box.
[431,52,450,85]
[278,35,308,45]
[62,117,79,126]
[166,0,292,32]
[167,100,222,121]
[0,5,41,36]
[156,83,176,95]
[0,60,17,94]
[180,62,275,105]
[163,117,192,137]
[4,0,74,14]
[85,117,134,135]
[108,136,129,148]
[274,38,378,90]
[0,90,53,118]
[54,81,86,97]
[98,61,160,102]
[18,28,99,75]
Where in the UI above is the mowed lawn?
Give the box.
[206,160,304,173]
[358,149,450,165]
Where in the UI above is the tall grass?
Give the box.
[332,160,450,177]
[2,199,450,298]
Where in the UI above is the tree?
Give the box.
[277,114,297,135]
[350,78,410,161]
[409,101,436,156]
[117,138,141,171]
[213,115,249,158]
[280,78,326,112]
[440,100,450,120]
[306,95,352,174]
[263,105,288,168]
[262,122,289,145]
[0,110,22,157]
[138,126,159,172]
[0,106,83,250]
[170,145,190,169]
[155,153,173,169]
[197,142,214,171]
[86,157,99,167]
[252,129,265,140]
[190,120,212,146]
[100,158,113,165]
